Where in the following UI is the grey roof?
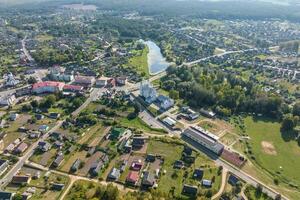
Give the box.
[182,127,224,153]
[142,171,155,186]
[108,168,120,179]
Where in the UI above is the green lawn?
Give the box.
[126,46,149,77]
[243,116,300,189]
[119,117,167,134]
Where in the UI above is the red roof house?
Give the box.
[126,171,139,185]
[32,81,65,94]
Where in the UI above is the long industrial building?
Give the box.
[182,126,224,155]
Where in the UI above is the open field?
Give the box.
[126,46,149,77]
[235,116,300,199]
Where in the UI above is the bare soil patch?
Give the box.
[261,141,277,155]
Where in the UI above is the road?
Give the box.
[0,121,63,188]
[71,88,104,117]
[21,36,34,62]
[0,88,105,189]
[183,48,258,67]
[24,161,133,200]
[212,168,228,200]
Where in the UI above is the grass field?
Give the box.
[126,46,149,77]
[119,117,166,134]
[241,116,300,197]
[35,34,54,42]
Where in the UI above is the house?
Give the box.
[157,95,174,110]
[202,179,212,187]
[228,174,240,186]
[12,175,31,185]
[35,114,44,120]
[109,127,126,140]
[38,141,51,152]
[74,75,95,87]
[4,72,19,87]
[9,113,18,121]
[63,84,84,93]
[0,191,13,200]
[182,126,224,155]
[52,155,64,168]
[106,78,116,88]
[146,154,156,162]
[96,77,109,87]
[49,66,74,82]
[71,159,81,172]
[32,81,64,94]
[21,192,32,200]
[116,76,127,86]
[0,95,16,107]
[140,81,157,104]
[183,146,193,156]
[173,160,184,169]
[199,109,216,118]
[15,86,31,97]
[49,113,60,119]
[193,169,204,180]
[87,146,96,156]
[181,107,199,120]
[38,125,49,133]
[182,184,198,196]
[126,171,139,185]
[53,141,63,149]
[162,117,176,127]
[131,161,143,171]
[90,160,104,176]
[0,159,9,176]
[107,168,120,180]
[28,131,41,139]
[4,144,15,153]
[51,183,65,191]
[14,142,28,154]
[132,136,146,149]
[142,171,155,187]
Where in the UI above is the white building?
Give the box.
[157,95,174,110]
[0,95,16,107]
[49,66,74,82]
[140,81,157,104]
[182,126,224,155]
[3,73,19,87]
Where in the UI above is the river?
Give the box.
[141,40,170,75]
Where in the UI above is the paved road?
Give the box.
[0,121,63,188]
[0,88,105,189]
[21,36,34,62]
[184,48,258,67]
[71,88,104,117]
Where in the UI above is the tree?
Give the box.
[281,114,297,132]
[41,95,56,108]
[293,102,300,116]
[169,90,179,100]
[28,76,37,84]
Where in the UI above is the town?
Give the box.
[0,1,300,200]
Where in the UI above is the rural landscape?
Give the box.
[0,0,300,199]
